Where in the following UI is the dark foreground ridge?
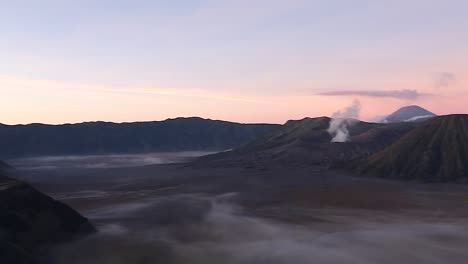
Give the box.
[0,163,96,264]
[0,117,279,158]
[360,115,468,182]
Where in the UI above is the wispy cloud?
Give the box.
[318,89,429,100]
[0,75,280,105]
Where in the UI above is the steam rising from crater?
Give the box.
[327,99,361,142]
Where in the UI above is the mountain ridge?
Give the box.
[0,117,280,159]
[1,116,277,127]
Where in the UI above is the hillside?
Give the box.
[360,115,468,182]
[384,105,436,123]
[0,117,279,158]
[0,162,96,264]
[0,160,10,170]
[198,117,414,168]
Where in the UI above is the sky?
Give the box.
[1,0,467,125]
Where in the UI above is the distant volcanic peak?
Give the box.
[384,105,436,123]
[361,114,468,182]
[399,105,436,115]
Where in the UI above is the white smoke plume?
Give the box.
[327,99,361,142]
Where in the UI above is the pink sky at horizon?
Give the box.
[1,74,466,125]
[1,1,467,125]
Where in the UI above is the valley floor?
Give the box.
[14,158,468,264]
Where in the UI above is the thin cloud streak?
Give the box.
[318,89,430,100]
[0,75,281,105]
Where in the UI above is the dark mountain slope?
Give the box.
[384,105,436,123]
[360,115,468,182]
[0,163,96,264]
[0,117,279,158]
[197,117,415,168]
[0,160,10,170]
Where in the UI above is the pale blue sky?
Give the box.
[1,0,467,124]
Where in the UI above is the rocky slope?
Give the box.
[359,115,468,182]
[0,117,279,159]
[0,164,96,264]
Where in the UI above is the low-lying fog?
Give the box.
[7,151,215,170]
[54,193,468,264]
[12,153,468,264]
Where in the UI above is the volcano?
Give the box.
[199,117,414,168]
[384,105,436,123]
[360,115,468,182]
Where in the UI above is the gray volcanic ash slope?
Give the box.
[360,115,468,182]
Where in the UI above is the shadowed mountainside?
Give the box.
[359,115,468,182]
[0,160,10,170]
[0,117,279,159]
[0,163,96,264]
[197,117,415,168]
